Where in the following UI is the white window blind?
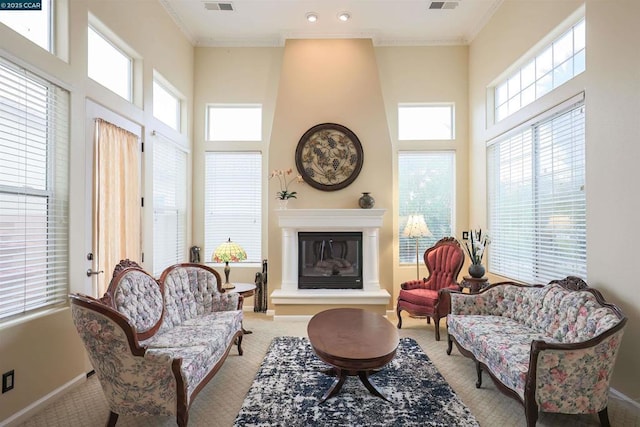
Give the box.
[398,151,455,263]
[488,100,586,284]
[0,57,70,320]
[152,136,187,276]
[205,152,262,264]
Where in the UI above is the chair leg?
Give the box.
[237,334,244,356]
[433,316,441,341]
[106,411,119,427]
[598,407,610,427]
[396,307,403,329]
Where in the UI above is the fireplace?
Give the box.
[271,209,390,308]
[298,232,363,289]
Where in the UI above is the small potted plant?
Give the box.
[270,168,303,209]
[462,229,490,278]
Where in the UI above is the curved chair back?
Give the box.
[101,260,165,341]
[423,237,465,291]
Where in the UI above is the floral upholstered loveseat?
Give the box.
[69,261,244,427]
[445,277,626,427]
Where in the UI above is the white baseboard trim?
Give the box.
[1,373,86,427]
[242,305,254,312]
[610,387,640,408]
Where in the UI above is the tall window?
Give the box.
[398,104,454,140]
[494,19,585,122]
[153,78,181,131]
[487,98,586,284]
[0,0,51,51]
[398,151,455,263]
[0,56,69,320]
[87,26,132,101]
[205,152,262,264]
[153,137,187,276]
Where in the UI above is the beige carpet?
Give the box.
[16,312,640,427]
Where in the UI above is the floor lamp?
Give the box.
[403,214,432,280]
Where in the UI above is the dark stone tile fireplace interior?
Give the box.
[298,231,363,289]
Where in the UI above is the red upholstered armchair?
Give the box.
[396,237,465,341]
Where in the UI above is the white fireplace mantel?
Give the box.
[270,209,391,306]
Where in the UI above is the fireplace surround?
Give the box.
[271,209,390,308]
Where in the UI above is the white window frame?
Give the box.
[398,151,456,264]
[206,104,262,142]
[0,56,70,321]
[398,103,455,141]
[493,18,585,123]
[0,0,52,52]
[87,25,133,102]
[153,73,182,132]
[487,93,586,284]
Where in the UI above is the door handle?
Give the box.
[86,269,104,277]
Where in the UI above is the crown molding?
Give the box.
[159,0,197,46]
[466,0,504,43]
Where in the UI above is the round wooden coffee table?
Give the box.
[307,308,399,403]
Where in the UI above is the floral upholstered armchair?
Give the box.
[396,237,465,340]
[70,261,244,426]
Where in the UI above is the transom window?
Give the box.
[87,26,132,101]
[206,105,262,141]
[398,151,455,263]
[398,104,454,141]
[153,77,181,131]
[494,19,585,122]
[0,0,51,51]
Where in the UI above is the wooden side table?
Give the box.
[227,282,256,299]
[460,276,489,293]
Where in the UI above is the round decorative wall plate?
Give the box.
[295,123,364,191]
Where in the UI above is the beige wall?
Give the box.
[191,40,470,311]
[468,0,640,401]
[268,39,394,308]
[192,46,284,292]
[0,0,194,422]
[375,45,469,298]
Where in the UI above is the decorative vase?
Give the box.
[358,192,375,209]
[277,199,289,210]
[468,263,485,278]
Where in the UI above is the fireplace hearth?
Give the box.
[298,232,363,289]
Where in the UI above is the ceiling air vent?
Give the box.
[204,2,234,11]
[429,1,459,10]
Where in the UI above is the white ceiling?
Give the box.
[159,0,504,47]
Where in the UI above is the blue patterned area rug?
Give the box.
[233,336,479,426]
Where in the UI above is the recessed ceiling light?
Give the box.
[306,12,318,23]
[337,12,351,22]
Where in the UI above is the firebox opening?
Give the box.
[298,231,363,289]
